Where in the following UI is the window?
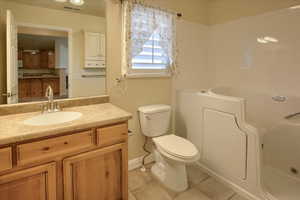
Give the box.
[132,31,168,70]
[122,2,177,77]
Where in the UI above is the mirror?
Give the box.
[0,0,106,105]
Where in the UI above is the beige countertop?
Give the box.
[19,75,60,79]
[0,103,132,146]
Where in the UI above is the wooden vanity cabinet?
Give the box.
[0,122,128,200]
[0,163,56,200]
[63,143,128,200]
[0,148,12,172]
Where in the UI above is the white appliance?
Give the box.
[138,104,199,192]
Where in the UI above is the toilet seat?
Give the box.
[153,135,199,160]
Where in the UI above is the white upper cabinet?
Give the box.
[84,32,105,68]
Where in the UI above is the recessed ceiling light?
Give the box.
[289,5,300,10]
[264,36,278,43]
[70,0,84,6]
[54,0,67,2]
[257,38,268,44]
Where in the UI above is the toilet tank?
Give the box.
[138,105,171,137]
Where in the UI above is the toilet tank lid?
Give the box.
[138,104,171,114]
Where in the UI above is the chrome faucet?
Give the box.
[45,86,54,112]
[42,86,60,113]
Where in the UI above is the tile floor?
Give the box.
[128,163,249,200]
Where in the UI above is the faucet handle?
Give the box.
[54,102,61,112]
[41,104,48,114]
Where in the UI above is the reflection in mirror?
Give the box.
[0,0,106,105]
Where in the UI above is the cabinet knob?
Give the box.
[42,147,50,151]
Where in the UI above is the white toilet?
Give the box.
[138,104,199,192]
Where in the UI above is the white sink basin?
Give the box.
[24,112,82,126]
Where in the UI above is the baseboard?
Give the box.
[128,154,154,171]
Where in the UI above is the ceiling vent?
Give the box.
[64,6,81,11]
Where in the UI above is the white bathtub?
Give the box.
[176,87,300,200]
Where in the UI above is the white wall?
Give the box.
[172,20,212,135]
[208,7,300,177]
[209,8,300,128]
[173,20,211,92]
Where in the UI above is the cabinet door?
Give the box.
[0,163,56,200]
[22,52,32,68]
[43,79,59,96]
[42,79,53,94]
[51,78,59,95]
[40,51,49,68]
[48,51,55,68]
[22,52,40,68]
[31,53,40,68]
[85,32,105,60]
[30,79,43,98]
[63,143,128,200]
[40,51,55,68]
[18,79,30,99]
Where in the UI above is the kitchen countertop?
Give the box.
[0,103,132,146]
[19,75,60,79]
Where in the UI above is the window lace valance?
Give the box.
[122,1,178,76]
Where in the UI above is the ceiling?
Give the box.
[6,0,106,18]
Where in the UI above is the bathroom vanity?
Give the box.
[0,102,132,200]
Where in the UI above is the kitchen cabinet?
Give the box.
[30,79,43,98]
[22,52,40,68]
[21,51,54,69]
[18,79,31,99]
[40,50,55,69]
[18,78,60,101]
[42,78,60,95]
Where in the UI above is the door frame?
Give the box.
[17,22,74,98]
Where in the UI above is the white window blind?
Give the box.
[132,30,168,70]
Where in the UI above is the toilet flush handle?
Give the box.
[146,115,151,120]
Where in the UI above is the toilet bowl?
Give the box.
[138,104,199,192]
[152,134,200,192]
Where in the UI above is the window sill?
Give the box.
[125,73,171,79]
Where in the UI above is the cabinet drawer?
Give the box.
[85,60,105,68]
[0,147,12,172]
[17,131,95,166]
[97,123,128,147]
